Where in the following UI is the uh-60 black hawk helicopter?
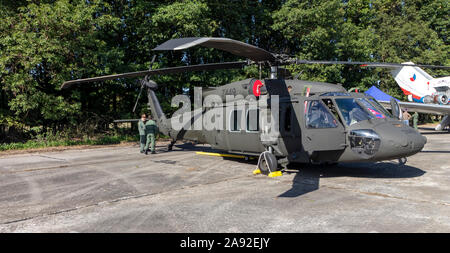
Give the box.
[61,37,449,176]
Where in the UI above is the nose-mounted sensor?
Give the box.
[349,129,381,158]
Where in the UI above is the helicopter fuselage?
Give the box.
[151,78,426,167]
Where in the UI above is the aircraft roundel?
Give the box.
[410,73,416,82]
[253,79,264,96]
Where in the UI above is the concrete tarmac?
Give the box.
[0,128,449,232]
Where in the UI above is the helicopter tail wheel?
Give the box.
[398,157,407,165]
[256,151,280,176]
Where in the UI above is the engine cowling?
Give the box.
[433,94,449,105]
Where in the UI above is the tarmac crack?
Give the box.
[34,154,68,162]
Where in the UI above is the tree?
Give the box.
[371,0,449,98]
[0,0,448,142]
[272,0,375,87]
[0,0,121,138]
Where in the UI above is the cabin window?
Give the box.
[230,109,243,132]
[247,109,259,132]
[305,100,338,129]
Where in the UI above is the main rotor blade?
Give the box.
[154,37,276,62]
[61,61,247,89]
[133,55,157,113]
[290,59,450,69]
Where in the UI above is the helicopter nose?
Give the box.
[374,124,426,160]
[408,130,427,153]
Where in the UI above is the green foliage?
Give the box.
[0,0,122,130]
[370,0,449,97]
[271,0,448,96]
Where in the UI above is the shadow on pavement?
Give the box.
[420,131,450,135]
[169,143,259,164]
[156,142,427,199]
[420,150,450,154]
[418,127,449,135]
[278,162,425,198]
[154,142,215,153]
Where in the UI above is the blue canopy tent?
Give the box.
[364,86,399,102]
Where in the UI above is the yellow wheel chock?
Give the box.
[253,168,262,175]
[253,169,282,177]
[268,171,283,177]
[196,151,281,177]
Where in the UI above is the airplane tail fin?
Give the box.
[390,62,434,101]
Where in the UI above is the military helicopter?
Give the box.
[62,37,449,176]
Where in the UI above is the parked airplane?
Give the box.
[389,62,450,130]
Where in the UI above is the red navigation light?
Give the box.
[253,79,264,96]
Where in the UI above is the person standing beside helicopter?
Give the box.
[138,113,148,154]
[402,109,412,126]
[144,114,158,154]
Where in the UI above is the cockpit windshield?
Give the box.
[335,98,373,126]
[367,98,393,118]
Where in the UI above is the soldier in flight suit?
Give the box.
[144,114,158,154]
[138,113,148,154]
[412,112,419,129]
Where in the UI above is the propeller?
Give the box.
[153,37,275,62]
[61,37,449,90]
[133,55,157,113]
[152,37,450,69]
[282,59,450,69]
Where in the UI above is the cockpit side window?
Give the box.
[305,100,338,129]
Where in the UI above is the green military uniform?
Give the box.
[144,119,158,153]
[138,119,147,153]
[412,112,419,129]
